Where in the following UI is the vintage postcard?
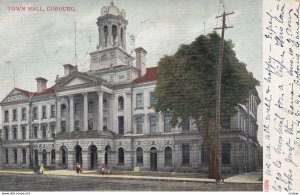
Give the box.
[0,0,298,192]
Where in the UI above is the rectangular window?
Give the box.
[88,101,94,113]
[4,127,9,140]
[22,126,26,140]
[181,118,190,131]
[13,127,17,140]
[88,119,94,130]
[13,109,17,121]
[61,121,66,132]
[14,149,17,164]
[42,125,47,138]
[51,105,56,118]
[34,126,38,139]
[50,124,56,138]
[150,92,156,107]
[75,121,80,131]
[33,107,38,120]
[221,116,231,129]
[22,108,26,120]
[5,149,9,164]
[118,116,124,135]
[75,103,81,115]
[4,110,9,122]
[103,99,108,112]
[149,115,157,134]
[42,106,47,119]
[22,149,26,164]
[164,113,171,132]
[136,93,143,109]
[222,143,231,165]
[136,116,143,134]
[182,144,190,165]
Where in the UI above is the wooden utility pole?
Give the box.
[213,10,234,182]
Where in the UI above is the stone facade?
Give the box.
[0,2,260,173]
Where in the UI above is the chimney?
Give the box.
[36,77,48,92]
[134,47,147,76]
[63,64,78,76]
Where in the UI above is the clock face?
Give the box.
[101,7,108,15]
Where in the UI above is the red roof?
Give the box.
[15,87,54,97]
[15,88,33,97]
[133,67,157,84]
[33,87,55,96]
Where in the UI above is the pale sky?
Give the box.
[0,0,262,145]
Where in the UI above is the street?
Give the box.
[0,173,262,191]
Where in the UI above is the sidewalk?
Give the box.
[224,171,262,184]
[0,169,262,184]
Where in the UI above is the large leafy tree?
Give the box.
[154,32,259,179]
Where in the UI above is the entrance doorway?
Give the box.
[89,145,98,170]
[105,145,111,166]
[150,147,158,171]
[75,145,82,166]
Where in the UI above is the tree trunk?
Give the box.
[195,116,221,181]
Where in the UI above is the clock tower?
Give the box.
[90,2,134,70]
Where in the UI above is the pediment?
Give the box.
[64,77,93,87]
[1,88,29,104]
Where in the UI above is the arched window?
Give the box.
[34,149,39,167]
[164,146,172,166]
[88,101,94,113]
[42,149,47,165]
[118,96,124,110]
[118,147,124,164]
[136,147,143,164]
[112,25,118,46]
[51,149,56,164]
[104,26,108,46]
[62,148,67,165]
[61,104,67,117]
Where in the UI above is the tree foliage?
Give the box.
[154,32,259,178]
[154,32,259,126]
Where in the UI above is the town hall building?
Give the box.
[0,2,261,173]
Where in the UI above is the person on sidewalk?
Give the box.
[79,164,83,174]
[39,162,45,174]
[99,163,107,175]
[75,162,80,174]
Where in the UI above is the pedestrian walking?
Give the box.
[39,162,45,174]
[99,163,107,175]
[79,164,83,174]
[75,162,80,174]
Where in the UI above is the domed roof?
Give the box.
[101,1,126,17]
[107,2,120,16]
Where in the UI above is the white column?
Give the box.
[108,24,112,47]
[158,112,164,133]
[56,97,61,133]
[83,93,88,131]
[125,93,132,134]
[69,95,74,132]
[98,91,103,132]
[118,26,121,47]
[109,95,115,131]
